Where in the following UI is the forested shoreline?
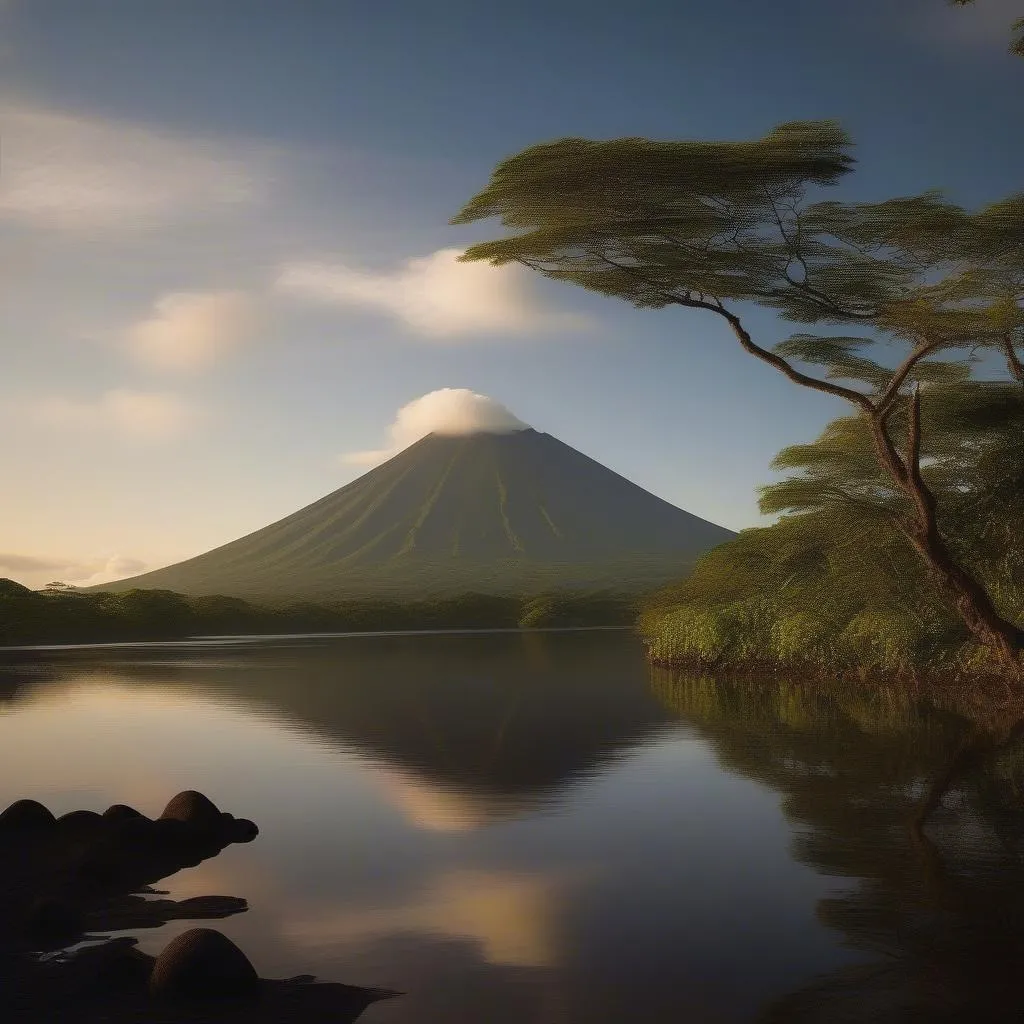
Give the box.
[636,379,1023,683]
[0,578,636,646]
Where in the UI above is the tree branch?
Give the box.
[907,383,925,495]
[876,340,942,419]
[587,253,875,409]
[702,301,877,411]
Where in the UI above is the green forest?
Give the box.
[0,578,635,645]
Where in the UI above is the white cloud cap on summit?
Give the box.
[343,388,528,466]
[276,248,588,338]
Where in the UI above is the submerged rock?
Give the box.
[149,927,260,1001]
[1,792,396,1019]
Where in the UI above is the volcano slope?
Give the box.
[95,428,734,601]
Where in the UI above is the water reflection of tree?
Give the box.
[651,671,1024,1023]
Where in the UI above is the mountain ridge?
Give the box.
[91,428,735,599]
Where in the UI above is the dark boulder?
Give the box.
[226,815,259,843]
[56,809,106,837]
[102,804,144,822]
[0,799,56,833]
[149,927,260,1001]
[159,791,222,830]
[22,896,84,946]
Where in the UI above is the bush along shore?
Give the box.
[637,516,1023,693]
[0,578,637,646]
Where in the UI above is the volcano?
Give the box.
[96,428,734,600]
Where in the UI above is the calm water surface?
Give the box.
[2,630,1019,1023]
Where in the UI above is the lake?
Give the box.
[2,629,1021,1023]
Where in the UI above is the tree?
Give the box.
[950,0,1024,56]
[762,377,1024,618]
[452,122,1024,672]
[41,580,77,594]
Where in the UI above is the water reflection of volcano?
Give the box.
[3,631,675,826]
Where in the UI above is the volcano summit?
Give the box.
[98,424,734,600]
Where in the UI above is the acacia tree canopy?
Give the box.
[453,120,1024,667]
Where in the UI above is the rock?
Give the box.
[159,791,222,829]
[228,817,259,843]
[56,809,106,838]
[23,897,84,945]
[150,816,199,850]
[107,813,155,844]
[0,798,56,833]
[149,927,260,1001]
[102,804,144,822]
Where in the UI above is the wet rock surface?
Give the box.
[0,791,399,1022]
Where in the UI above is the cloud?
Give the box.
[275,247,589,338]
[0,101,268,231]
[30,389,196,441]
[343,388,528,466]
[376,771,540,833]
[284,869,570,968]
[0,553,147,587]
[124,290,256,371]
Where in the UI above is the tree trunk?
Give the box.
[1002,335,1024,385]
[868,392,1024,674]
[905,522,1024,670]
[718,311,1023,675]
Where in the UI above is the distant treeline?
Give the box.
[0,578,637,646]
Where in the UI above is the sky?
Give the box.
[1,0,1022,589]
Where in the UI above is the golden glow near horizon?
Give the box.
[282,868,576,969]
[373,768,538,833]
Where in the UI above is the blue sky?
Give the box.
[1,0,1021,588]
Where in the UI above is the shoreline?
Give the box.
[0,624,634,655]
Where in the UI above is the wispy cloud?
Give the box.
[0,552,148,587]
[0,101,270,231]
[29,389,197,441]
[342,387,528,466]
[275,247,589,339]
[124,290,257,372]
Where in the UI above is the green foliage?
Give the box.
[639,381,1023,677]
[839,611,921,671]
[0,581,637,646]
[519,595,561,628]
[454,121,1023,348]
[770,613,830,663]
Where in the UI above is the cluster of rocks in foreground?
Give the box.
[0,790,398,1022]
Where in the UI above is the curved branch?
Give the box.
[877,341,942,418]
